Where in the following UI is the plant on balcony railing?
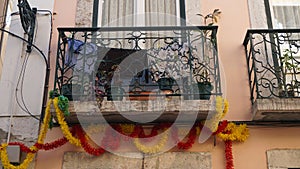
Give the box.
[278,49,300,97]
[54,26,221,102]
[243,29,300,103]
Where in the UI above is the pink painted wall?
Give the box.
[48,0,78,91]
[199,0,252,121]
[36,1,78,167]
[35,0,300,169]
[35,127,300,169]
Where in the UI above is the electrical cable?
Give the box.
[0,28,48,68]
[2,5,53,142]
[0,11,50,121]
[17,11,40,121]
[11,8,40,120]
[15,52,40,120]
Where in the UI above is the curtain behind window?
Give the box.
[272,5,300,28]
[100,0,178,49]
[101,0,134,27]
[145,0,177,26]
[101,0,177,27]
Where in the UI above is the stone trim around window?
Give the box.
[75,0,93,27]
[267,149,300,169]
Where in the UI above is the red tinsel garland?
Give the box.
[113,124,172,142]
[8,127,77,153]
[225,140,234,169]
[6,121,236,169]
[35,137,68,151]
[8,142,37,153]
[74,125,105,156]
[113,124,139,141]
[213,120,228,135]
[8,137,68,153]
[172,125,198,150]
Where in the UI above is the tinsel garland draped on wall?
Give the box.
[0,96,248,169]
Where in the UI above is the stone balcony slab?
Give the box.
[252,98,300,121]
[53,98,216,125]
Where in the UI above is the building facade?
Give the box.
[0,0,300,169]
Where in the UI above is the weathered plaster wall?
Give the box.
[0,117,39,144]
[63,152,211,169]
[0,0,53,144]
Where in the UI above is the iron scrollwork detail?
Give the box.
[55,26,221,101]
[244,29,300,103]
[18,0,37,53]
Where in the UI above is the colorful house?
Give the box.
[0,0,300,169]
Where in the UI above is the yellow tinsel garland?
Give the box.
[205,96,229,132]
[133,129,169,154]
[217,122,249,142]
[53,98,81,146]
[0,98,52,169]
[38,99,52,144]
[1,144,36,169]
[0,95,249,169]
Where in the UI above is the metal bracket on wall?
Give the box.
[17,0,37,53]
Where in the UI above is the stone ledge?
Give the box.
[252,98,300,121]
[54,99,215,124]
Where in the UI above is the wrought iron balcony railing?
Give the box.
[54,26,221,103]
[243,29,300,104]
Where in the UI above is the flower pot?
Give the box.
[128,91,156,101]
[197,82,213,100]
[157,77,175,91]
[279,89,295,97]
[188,82,213,100]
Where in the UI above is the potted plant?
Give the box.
[197,9,222,28]
[190,69,214,100]
[194,81,214,100]
[157,77,175,91]
[278,49,299,98]
[279,80,299,98]
[181,9,220,100]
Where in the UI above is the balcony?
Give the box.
[243,29,300,121]
[54,26,221,124]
